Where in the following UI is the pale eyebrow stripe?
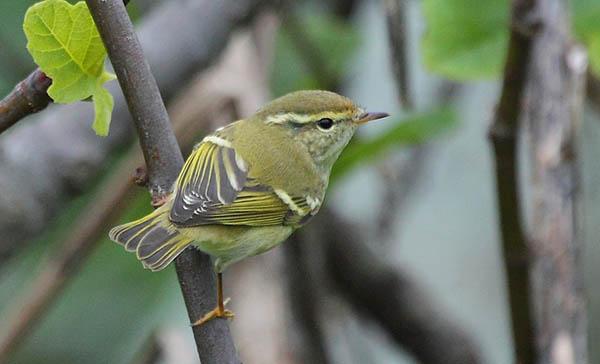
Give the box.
[265,111,352,125]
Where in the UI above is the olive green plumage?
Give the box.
[109,90,387,272]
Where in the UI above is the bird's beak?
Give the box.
[356,112,389,125]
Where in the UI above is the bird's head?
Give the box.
[255,90,388,172]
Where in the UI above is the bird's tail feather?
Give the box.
[109,206,193,271]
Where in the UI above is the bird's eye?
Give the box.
[316,118,334,131]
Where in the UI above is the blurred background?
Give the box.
[0,0,598,363]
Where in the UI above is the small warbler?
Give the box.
[109,90,388,325]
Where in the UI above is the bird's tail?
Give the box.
[109,205,193,271]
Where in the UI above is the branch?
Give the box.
[318,209,481,364]
[384,0,412,109]
[0,0,265,272]
[487,0,537,362]
[375,147,428,241]
[379,4,463,243]
[284,235,331,364]
[85,1,238,362]
[0,69,51,134]
[86,1,183,197]
[525,0,588,362]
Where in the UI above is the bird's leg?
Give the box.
[192,272,234,327]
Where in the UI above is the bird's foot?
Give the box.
[191,298,234,327]
[151,192,171,208]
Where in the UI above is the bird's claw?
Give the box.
[191,297,234,327]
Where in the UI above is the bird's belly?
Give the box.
[179,225,293,272]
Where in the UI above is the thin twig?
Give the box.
[384,0,412,109]
[377,0,420,240]
[284,235,331,364]
[375,147,428,240]
[84,1,238,362]
[375,81,461,242]
[487,0,537,362]
[0,69,51,134]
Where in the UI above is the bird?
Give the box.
[108,90,388,325]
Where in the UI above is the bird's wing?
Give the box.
[169,137,317,227]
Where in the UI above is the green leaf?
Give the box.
[421,0,600,80]
[91,72,115,136]
[573,0,600,76]
[421,0,509,80]
[23,0,115,135]
[331,109,457,183]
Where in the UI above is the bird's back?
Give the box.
[227,118,325,198]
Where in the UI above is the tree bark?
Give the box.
[384,0,412,109]
[0,69,51,134]
[525,0,588,362]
